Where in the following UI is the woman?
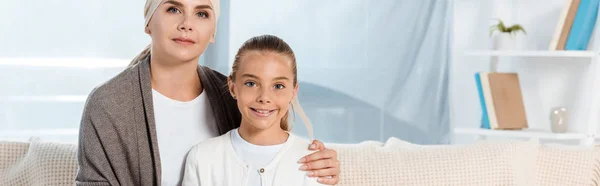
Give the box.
[75,0,340,185]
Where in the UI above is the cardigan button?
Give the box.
[259,168,265,173]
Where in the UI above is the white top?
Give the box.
[152,89,218,186]
[231,129,284,186]
[182,130,325,186]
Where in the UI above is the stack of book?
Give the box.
[475,72,528,130]
[549,0,600,50]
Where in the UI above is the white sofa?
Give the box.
[2,137,599,186]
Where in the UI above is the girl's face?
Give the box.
[229,51,298,131]
[146,0,216,63]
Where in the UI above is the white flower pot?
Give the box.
[492,33,523,50]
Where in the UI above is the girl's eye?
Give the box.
[167,7,181,13]
[197,12,208,18]
[274,84,285,90]
[244,82,256,87]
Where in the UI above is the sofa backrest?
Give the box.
[0,137,77,186]
[3,137,600,186]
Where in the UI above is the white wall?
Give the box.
[452,0,598,143]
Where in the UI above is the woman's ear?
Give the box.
[209,34,215,44]
[228,77,236,99]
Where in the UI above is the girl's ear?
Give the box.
[228,76,236,99]
[291,83,299,101]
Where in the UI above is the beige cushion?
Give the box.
[330,138,539,186]
[0,141,29,171]
[0,137,77,186]
[535,143,600,186]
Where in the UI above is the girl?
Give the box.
[182,35,325,186]
[75,0,340,185]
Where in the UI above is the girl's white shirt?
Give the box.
[182,129,324,186]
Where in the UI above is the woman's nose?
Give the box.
[178,17,193,31]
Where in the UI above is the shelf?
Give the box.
[453,128,594,140]
[463,50,598,58]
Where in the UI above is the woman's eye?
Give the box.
[167,7,181,13]
[244,82,256,87]
[197,12,208,18]
[274,84,285,89]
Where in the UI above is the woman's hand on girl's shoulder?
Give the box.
[297,140,340,185]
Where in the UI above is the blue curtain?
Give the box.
[203,0,452,144]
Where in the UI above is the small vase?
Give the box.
[550,107,568,133]
[492,33,521,50]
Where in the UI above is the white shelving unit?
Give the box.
[455,50,600,146]
[452,1,600,147]
[455,51,600,146]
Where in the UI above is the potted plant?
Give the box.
[489,19,527,50]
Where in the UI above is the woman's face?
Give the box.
[146,0,216,63]
[229,51,298,131]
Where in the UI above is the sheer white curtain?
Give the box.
[0,0,149,143]
[212,0,452,144]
